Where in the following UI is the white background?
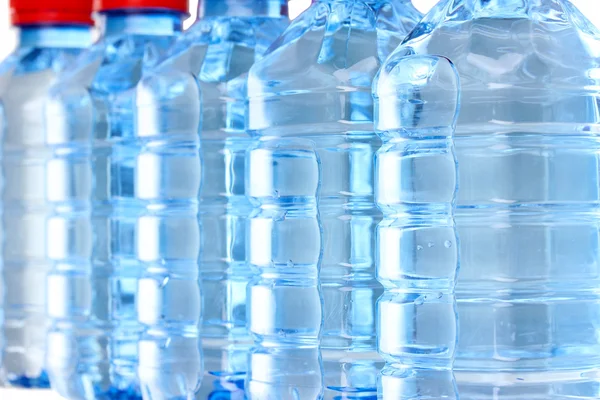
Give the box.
[0,0,598,398]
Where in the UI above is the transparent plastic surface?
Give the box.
[246,1,422,398]
[163,2,289,398]
[373,55,460,399]
[246,138,324,400]
[135,56,203,400]
[0,26,91,389]
[386,0,600,397]
[43,13,188,400]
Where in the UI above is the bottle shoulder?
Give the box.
[382,0,600,127]
[374,55,460,135]
[167,16,289,84]
[140,16,290,141]
[60,33,180,96]
[394,0,600,76]
[0,47,88,147]
[245,1,422,134]
[247,1,422,96]
[0,54,18,94]
[0,47,85,88]
[39,33,182,146]
[0,47,86,110]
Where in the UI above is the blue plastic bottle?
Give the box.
[0,0,93,388]
[385,0,600,397]
[162,1,288,397]
[133,12,204,400]
[374,55,460,399]
[246,1,422,398]
[44,0,188,398]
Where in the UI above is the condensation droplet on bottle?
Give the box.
[417,245,423,251]
[444,240,452,248]
[428,242,434,248]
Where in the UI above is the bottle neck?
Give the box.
[471,0,528,17]
[199,0,288,18]
[17,25,92,49]
[472,0,527,6]
[314,0,416,10]
[99,10,184,37]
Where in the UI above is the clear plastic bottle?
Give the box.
[133,13,204,400]
[0,0,93,388]
[373,55,460,399]
[162,1,289,398]
[385,0,600,397]
[44,0,188,398]
[246,1,422,398]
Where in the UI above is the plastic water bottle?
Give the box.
[133,15,204,400]
[246,1,422,398]
[0,0,93,388]
[385,0,600,397]
[44,1,187,398]
[373,55,460,399]
[163,1,288,397]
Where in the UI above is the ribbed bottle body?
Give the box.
[391,0,600,397]
[0,34,89,387]
[135,64,203,400]
[374,55,460,399]
[246,1,422,396]
[246,138,324,400]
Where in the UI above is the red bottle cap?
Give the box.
[10,0,94,26]
[94,0,189,14]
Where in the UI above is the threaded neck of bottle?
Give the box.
[100,10,183,37]
[18,25,92,48]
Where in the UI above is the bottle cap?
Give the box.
[10,0,94,25]
[94,0,189,14]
